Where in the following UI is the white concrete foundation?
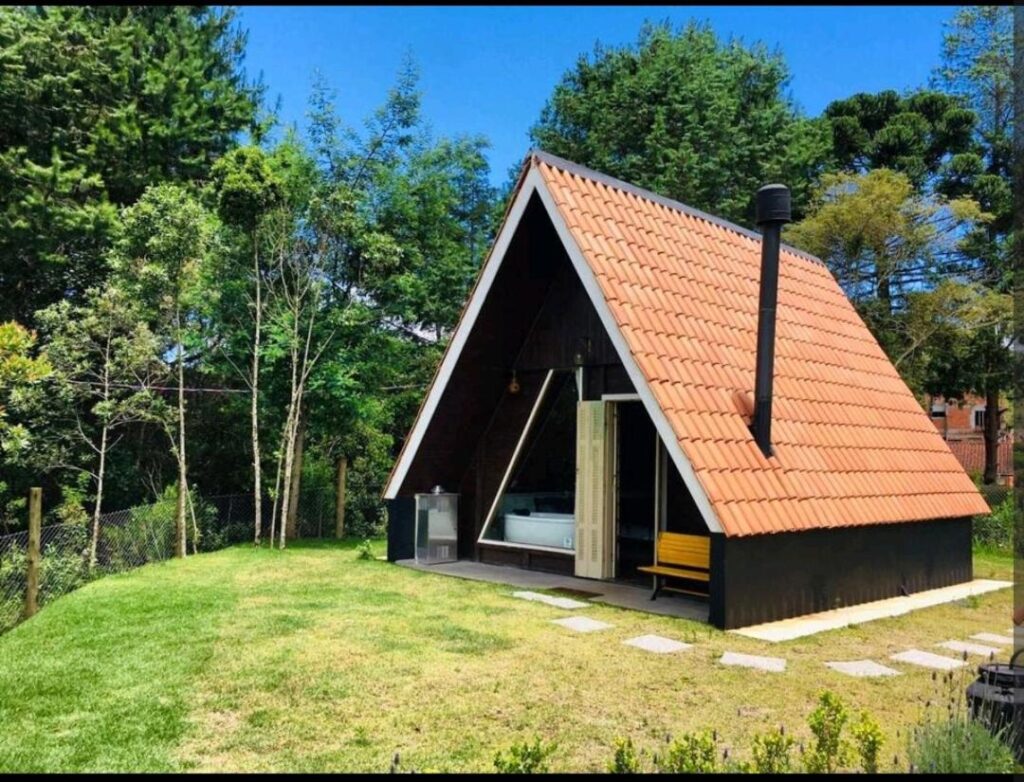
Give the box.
[733,579,1011,642]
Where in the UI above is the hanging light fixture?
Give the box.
[508,370,520,394]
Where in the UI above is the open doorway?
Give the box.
[613,401,657,582]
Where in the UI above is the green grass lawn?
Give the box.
[0,540,1013,772]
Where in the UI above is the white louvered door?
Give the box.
[574,401,613,579]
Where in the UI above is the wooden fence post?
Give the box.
[24,487,41,619]
[335,456,348,539]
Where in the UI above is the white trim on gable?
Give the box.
[531,172,723,535]
[383,164,723,536]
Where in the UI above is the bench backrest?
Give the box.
[656,532,710,570]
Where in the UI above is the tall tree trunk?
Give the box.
[277,303,302,551]
[877,274,892,314]
[269,430,284,548]
[286,412,305,540]
[175,301,188,559]
[983,386,1000,485]
[251,239,263,545]
[277,399,297,550]
[89,423,109,569]
[335,456,348,539]
[89,335,113,569]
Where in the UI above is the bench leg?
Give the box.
[650,575,661,601]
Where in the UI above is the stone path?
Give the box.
[533,588,1013,676]
[512,590,590,610]
[551,616,613,633]
[825,660,900,678]
[890,649,967,671]
[719,651,786,672]
[937,639,1000,657]
[971,632,1013,645]
[623,634,691,654]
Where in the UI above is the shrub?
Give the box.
[907,716,1015,773]
[804,690,851,773]
[356,539,375,560]
[607,736,643,773]
[750,726,794,773]
[103,497,177,568]
[493,737,555,773]
[653,730,718,773]
[972,496,1016,552]
[852,711,884,773]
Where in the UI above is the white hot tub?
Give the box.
[503,512,575,550]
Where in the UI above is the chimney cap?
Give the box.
[755,184,791,226]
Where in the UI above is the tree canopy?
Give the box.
[529,20,829,226]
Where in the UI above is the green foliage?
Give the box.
[908,715,1015,774]
[107,497,178,568]
[852,711,885,773]
[210,146,283,231]
[824,89,976,189]
[355,539,375,561]
[606,736,642,773]
[750,726,795,773]
[0,524,89,633]
[0,5,260,324]
[653,729,719,773]
[786,170,990,395]
[804,691,852,773]
[529,20,829,225]
[0,322,51,457]
[493,737,555,773]
[973,496,1016,553]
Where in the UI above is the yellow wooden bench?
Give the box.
[637,532,710,600]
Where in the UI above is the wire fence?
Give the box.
[0,487,341,636]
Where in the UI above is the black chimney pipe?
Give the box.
[752,184,791,457]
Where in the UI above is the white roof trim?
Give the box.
[383,164,723,536]
[383,170,539,499]
[531,172,723,535]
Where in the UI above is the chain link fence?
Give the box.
[0,485,365,635]
[0,492,262,635]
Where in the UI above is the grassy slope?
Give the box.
[0,540,1013,773]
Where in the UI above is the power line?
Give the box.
[65,379,250,395]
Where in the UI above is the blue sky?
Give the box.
[237,5,957,185]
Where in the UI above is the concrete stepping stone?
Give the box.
[551,616,612,633]
[938,640,1000,657]
[825,660,901,678]
[719,651,786,672]
[623,634,692,654]
[512,590,589,610]
[971,632,1014,646]
[890,649,967,671]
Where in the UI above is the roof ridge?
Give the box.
[528,148,827,268]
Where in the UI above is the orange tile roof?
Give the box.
[945,435,1014,478]
[533,152,989,536]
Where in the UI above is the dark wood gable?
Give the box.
[393,194,633,558]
